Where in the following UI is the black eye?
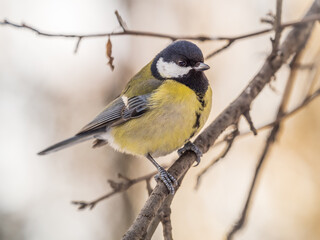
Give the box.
[178,60,187,67]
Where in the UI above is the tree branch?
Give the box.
[71,171,158,210]
[243,110,257,135]
[122,1,320,239]
[72,84,320,211]
[226,69,296,239]
[1,12,320,56]
[159,197,174,240]
[2,2,319,238]
[144,172,186,240]
[226,4,313,236]
[271,0,284,55]
[196,85,320,190]
[217,86,320,145]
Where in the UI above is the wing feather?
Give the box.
[122,95,150,120]
[77,94,150,135]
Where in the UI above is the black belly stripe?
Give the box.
[188,131,196,140]
[193,112,201,128]
[186,95,207,141]
[197,95,207,110]
[184,112,201,142]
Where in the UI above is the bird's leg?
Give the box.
[146,153,177,195]
[178,141,203,166]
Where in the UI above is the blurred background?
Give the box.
[1,0,320,239]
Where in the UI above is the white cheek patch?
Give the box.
[156,57,192,78]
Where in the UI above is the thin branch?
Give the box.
[122,2,320,239]
[306,47,320,96]
[221,89,320,240]
[144,86,320,237]
[226,127,278,240]
[1,3,317,239]
[1,13,320,55]
[72,170,158,210]
[308,64,320,96]
[224,87,320,142]
[205,39,235,59]
[243,0,284,139]
[70,83,320,210]
[114,10,128,31]
[271,0,283,55]
[195,86,320,190]
[242,110,257,135]
[226,8,307,237]
[291,63,315,70]
[206,13,320,59]
[74,37,82,53]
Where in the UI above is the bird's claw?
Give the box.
[154,167,177,195]
[178,141,203,167]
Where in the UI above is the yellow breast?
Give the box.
[108,80,212,157]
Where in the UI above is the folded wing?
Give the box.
[77,94,150,135]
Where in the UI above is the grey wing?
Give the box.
[122,95,150,120]
[77,94,150,135]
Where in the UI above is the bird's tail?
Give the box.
[38,132,97,155]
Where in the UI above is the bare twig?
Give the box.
[306,47,320,96]
[72,170,158,210]
[226,4,309,236]
[1,2,318,239]
[205,39,235,59]
[271,0,283,55]
[242,110,257,135]
[217,87,320,144]
[308,64,320,96]
[226,127,278,240]
[122,2,320,239]
[241,0,284,132]
[196,86,320,190]
[1,13,320,55]
[291,63,315,70]
[114,10,128,31]
[206,13,320,59]
[74,37,82,53]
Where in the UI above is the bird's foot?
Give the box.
[154,167,177,195]
[178,141,203,166]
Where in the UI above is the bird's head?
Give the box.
[151,40,210,80]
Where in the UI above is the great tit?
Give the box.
[38,40,212,194]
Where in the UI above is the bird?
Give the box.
[38,40,212,194]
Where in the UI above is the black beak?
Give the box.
[193,62,210,71]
